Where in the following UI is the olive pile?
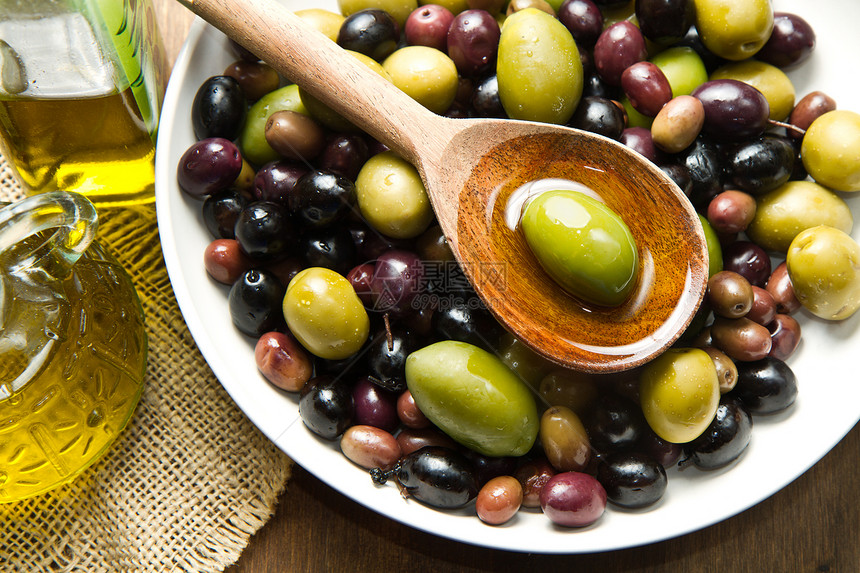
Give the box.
[176,0,860,530]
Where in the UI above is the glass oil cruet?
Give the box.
[0,191,147,502]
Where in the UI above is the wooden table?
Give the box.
[154,3,859,571]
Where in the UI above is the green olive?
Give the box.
[338,0,417,27]
[427,0,469,14]
[699,214,724,278]
[405,340,540,457]
[786,226,860,321]
[639,348,721,443]
[355,151,435,239]
[710,60,795,121]
[746,181,853,253]
[496,8,583,124]
[540,406,591,473]
[521,189,638,307]
[650,46,709,97]
[295,8,344,41]
[382,46,459,114]
[693,0,773,61]
[283,267,370,360]
[299,51,392,133]
[238,84,308,166]
[801,110,860,192]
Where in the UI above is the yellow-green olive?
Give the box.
[355,151,435,239]
[405,340,540,457]
[801,110,860,192]
[295,8,345,41]
[521,189,638,307]
[693,0,774,61]
[746,181,853,253]
[699,214,724,278]
[639,348,721,443]
[283,267,370,360]
[382,46,459,114]
[496,8,583,124]
[650,46,709,97]
[338,0,417,27]
[786,226,860,321]
[710,60,795,121]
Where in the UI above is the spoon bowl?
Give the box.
[179,0,709,372]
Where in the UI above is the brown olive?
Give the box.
[395,427,458,456]
[476,476,523,525]
[691,325,714,349]
[397,390,431,429]
[707,190,757,234]
[254,331,313,392]
[223,59,281,101]
[747,285,777,326]
[789,90,836,140]
[264,110,326,161]
[514,456,556,508]
[651,95,705,153]
[766,261,802,314]
[702,347,738,393]
[707,270,754,319]
[203,238,252,284]
[340,425,401,469]
[416,224,455,262]
[539,406,592,473]
[711,316,772,362]
[768,314,801,361]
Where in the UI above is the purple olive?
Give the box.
[318,134,370,181]
[370,250,425,315]
[352,376,400,432]
[405,4,455,52]
[722,240,772,288]
[634,0,694,45]
[692,80,770,142]
[253,160,308,204]
[757,12,816,69]
[557,0,604,47]
[177,137,243,199]
[621,61,672,117]
[539,471,607,527]
[593,21,647,86]
[446,9,501,77]
[620,127,663,164]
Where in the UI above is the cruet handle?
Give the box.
[0,191,98,276]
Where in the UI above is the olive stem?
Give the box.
[383,313,394,352]
[768,119,805,138]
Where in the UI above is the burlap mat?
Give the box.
[0,157,292,572]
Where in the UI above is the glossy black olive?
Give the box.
[471,74,506,118]
[732,357,798,415]
[234,200,293,261]
[684,396,753,469]
[681,137,724,209]
[365,328,420,392]
[568,96,625,140]
[431,299,503,352]
[299,375,355,440]
[722,135,795,195]
[337,9,399,62]
[596,451,667,509]
[584,393,648,454]
[289,169,357,229]
[376,446,478,509]
[634,0,694,45]
[192,75,247,140]
[202,188,246,239]
[300,227,358,276]
[228,268,286,336]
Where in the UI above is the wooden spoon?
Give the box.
[177,0,709,373]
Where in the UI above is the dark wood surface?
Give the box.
[155,3,859,572]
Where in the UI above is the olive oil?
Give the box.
[0,241,147,502]
[0,5,166,207]
[0,89,156,206]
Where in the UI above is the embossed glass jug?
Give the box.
[0,191,147,502]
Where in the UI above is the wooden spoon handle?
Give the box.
[177,0,452,164]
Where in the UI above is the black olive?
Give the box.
[596,451,668,509]
[202,188,246,239]
[732,356,798,414]
[234,200,293,261]
[299,375,355,440]
[300,227,358,276]
[192,75,247,140]
[722,135,795,195]
[372,446,478,509]
[228,268,285,336]
[684,396,753,469]
[585,393,648,454]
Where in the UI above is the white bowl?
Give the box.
[155,0,860,553]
